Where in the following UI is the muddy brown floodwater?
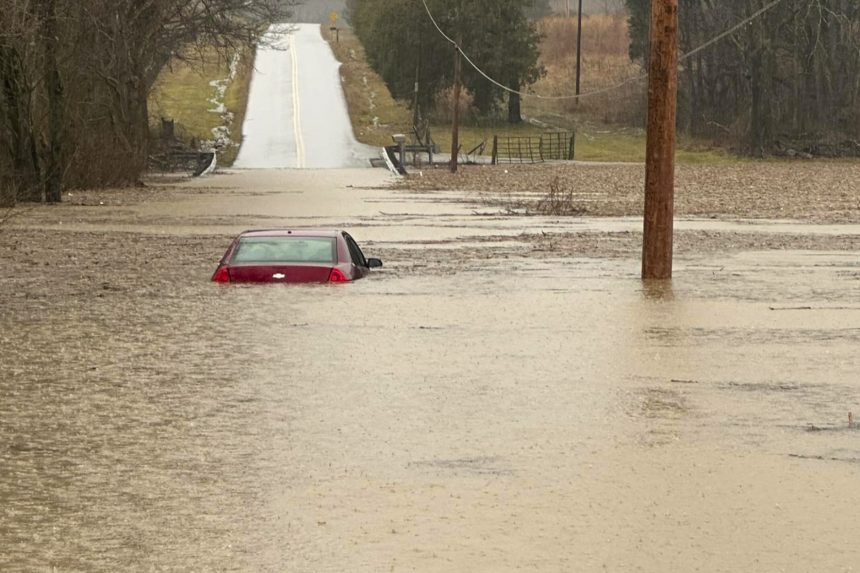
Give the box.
[1,167,859,572]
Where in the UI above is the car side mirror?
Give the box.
[367,258,383,269]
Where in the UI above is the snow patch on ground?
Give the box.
[204,53,241,153]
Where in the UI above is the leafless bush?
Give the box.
[538,14,629,62]
[431,86,475,124]
[530,13,646,126]
[534,177,586,216]
[0,176,17,207]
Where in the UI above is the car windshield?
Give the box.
[231,236,337,264]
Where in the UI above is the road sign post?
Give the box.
[330,11,339,42]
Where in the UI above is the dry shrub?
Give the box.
[538,14,630,61]
[66,133,148,189]
[531,13,646,126]
[534,56,646,125]
[534,177,586,216]
[0,159,15,206]
[431,86,475,123]
[0,176,17,207]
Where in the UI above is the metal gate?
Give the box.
[491,131,575,164]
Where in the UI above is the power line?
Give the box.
[680,0,788,62]
[420,0,792,102]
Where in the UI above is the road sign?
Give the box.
[330,11,339,24]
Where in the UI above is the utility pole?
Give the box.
[575,0,583,104]
[641,0,679,280]
[413,39,421,131]
[450,29,463,173]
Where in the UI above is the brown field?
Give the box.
[525,13,646,126]
[397,161,860,223]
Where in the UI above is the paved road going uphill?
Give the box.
[233,24,376,169]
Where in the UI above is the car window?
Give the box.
[232,237,336,264]
[343,233,367,267]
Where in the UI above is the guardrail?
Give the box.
[149,150,216,177]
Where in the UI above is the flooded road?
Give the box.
[1,169,859,571]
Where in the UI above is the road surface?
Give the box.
[233,24,377,169]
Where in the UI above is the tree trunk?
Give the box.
[1,47,22,205]
[42,0,64,203]
[507,91,522,124]
[1,46,41,202]
[127,76,150,181]
[748,15,773,156]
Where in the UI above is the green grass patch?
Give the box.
[149,47,253,166]
[428,122,545,157]
[575,130,738,164]
[428,120,738,165]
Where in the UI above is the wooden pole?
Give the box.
[575,0,583,104]
[450,31,463,173]
[642,0,679,280]
[413,25,422,131]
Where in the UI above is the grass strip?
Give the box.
[324,26,412,148]
[149,47,254,166]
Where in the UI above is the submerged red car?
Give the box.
[211,229,382,284]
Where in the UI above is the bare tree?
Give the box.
[0,0,296,202]
[0,0,41,205]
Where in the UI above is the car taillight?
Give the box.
[212,266,230,283]
[328,268,349,283]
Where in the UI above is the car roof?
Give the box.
[239,229,342,238]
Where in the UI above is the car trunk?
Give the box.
[228,264,334,283]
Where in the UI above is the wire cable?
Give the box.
[420,0,791,101]
[680,0,787,61]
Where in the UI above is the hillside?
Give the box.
[290,0,626,25]
[291,0,349,24]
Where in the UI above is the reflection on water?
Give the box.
[2,231,860,571]
[640,279,675,301]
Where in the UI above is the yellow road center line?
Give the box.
[290,33,306,168]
